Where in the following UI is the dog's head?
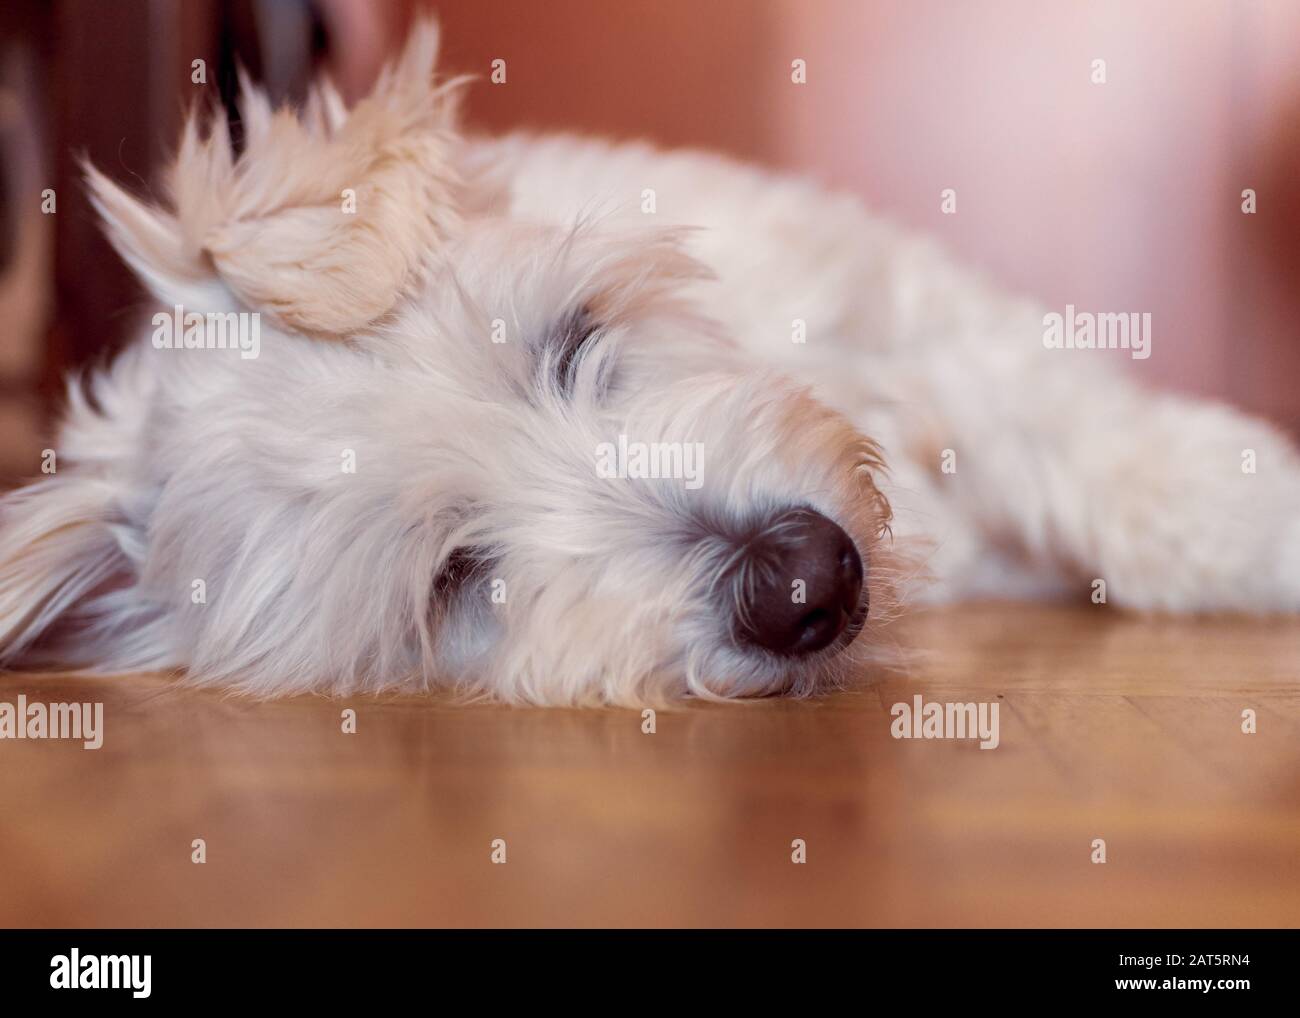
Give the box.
[4,21,896,704]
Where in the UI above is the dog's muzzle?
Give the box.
[733,508,867,657]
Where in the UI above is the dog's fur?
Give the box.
[1,22,1297,705]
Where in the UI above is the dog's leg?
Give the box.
[0,346,159,667]
[0,474,129,663]
[887,343,1300,613]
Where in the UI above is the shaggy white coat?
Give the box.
[1,22,1297,704]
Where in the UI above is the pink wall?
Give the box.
[756,0,1300,428]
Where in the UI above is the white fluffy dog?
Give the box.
[1,23,1297,705]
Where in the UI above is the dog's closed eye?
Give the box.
[545,304,604,397]
[433,545,496,597]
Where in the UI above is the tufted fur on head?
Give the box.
[0,19,901,705]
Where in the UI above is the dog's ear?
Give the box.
[86,18,466,337]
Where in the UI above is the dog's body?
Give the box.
[1,24,1297,704]
[470,132,1300,611]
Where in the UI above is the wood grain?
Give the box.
[0,603,1296,927]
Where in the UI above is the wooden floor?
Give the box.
[0,603,1296,927]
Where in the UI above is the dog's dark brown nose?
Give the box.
[733,508,866,656]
